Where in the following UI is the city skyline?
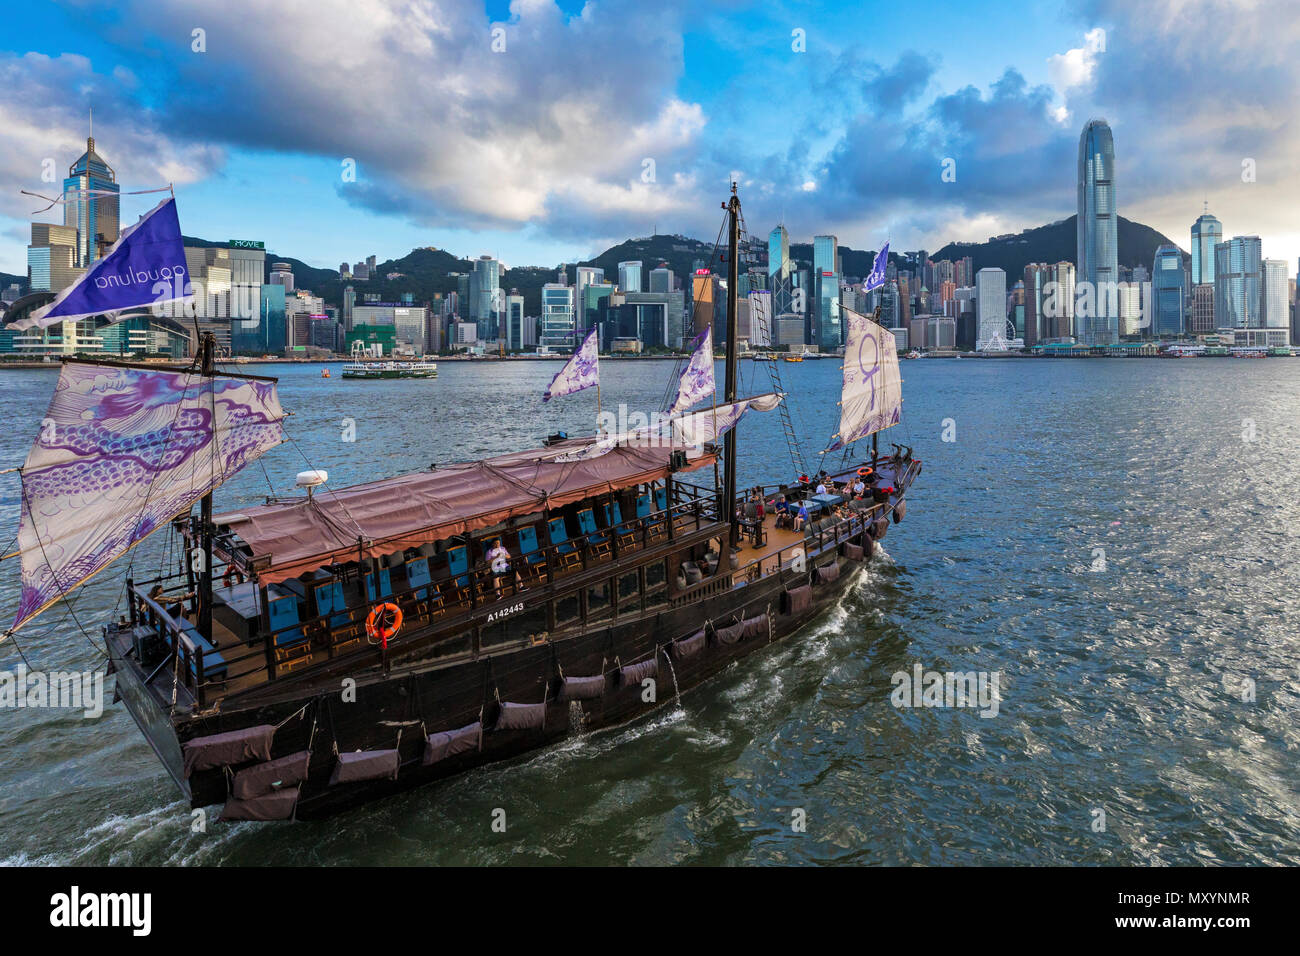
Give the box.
[1,1,1298,277]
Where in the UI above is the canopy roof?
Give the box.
[214,438,717,583]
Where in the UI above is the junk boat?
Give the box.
[3,186,918,820]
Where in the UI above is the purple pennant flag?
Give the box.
[863,240,890,293]
[543,327,599,401]
[15,196,191,330]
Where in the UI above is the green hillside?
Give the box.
[932,215,1182,279]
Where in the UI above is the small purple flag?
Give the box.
[543,327,599,401]
[863,240,890,293]
[16,196,190,330]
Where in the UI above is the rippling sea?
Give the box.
[1,356,1297,866]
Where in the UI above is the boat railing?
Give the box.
[732,504,878,588]
[181,491,726,696]
[125,575,216,708]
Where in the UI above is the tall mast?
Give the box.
[198,332,215,642]
[723,183,740,549]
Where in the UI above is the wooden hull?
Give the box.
[107,534,879,820]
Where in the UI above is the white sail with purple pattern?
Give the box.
[667,327,714,415]
[8,361,286,635]
[543,327,599,401]
[553,393,782,462]
[828,306,902,451]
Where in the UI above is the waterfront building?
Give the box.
[975,268,1006,350]
[1262,259,1289,342]
[1118,283,1143,337]
[1190,283,1215,334]
[27,223,82,293]
[1214,236,1262,329]
[540,283,576,350]
[1077,119,1119,345]
[813,234,840,349]
[469,255,501,342]
[1151,243,1186,337]
[504,293,531,351]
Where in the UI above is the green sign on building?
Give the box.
[228,239,265,249]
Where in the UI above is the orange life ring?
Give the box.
[365,602,403,648]
[857,467,874,478]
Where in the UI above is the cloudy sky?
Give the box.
[1,0,1297,276]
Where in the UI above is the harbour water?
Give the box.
[1,358,1298,865]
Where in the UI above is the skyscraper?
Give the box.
[1151,244,1186,337]
[1190,283,1215,334]
[540,283,575,350]
[1261,259,1289,334]
[574,266,604,330]
[1190,208,1222,285]
[812,234,840,350]
[975,268,1007,349]
[269,262,295,293]
[469,255,501,342]
[1214,236,1262,329]
[26,223,81,293]
[1023,264,1047,347]
[63,133,119,268]
[1077,119,1118,345]
[649,265,674,293]
[617,260,643,293]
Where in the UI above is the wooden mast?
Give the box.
[723,183,741,549]
[198,332,215,642]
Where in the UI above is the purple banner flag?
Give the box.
[863,240,890,293]
[15,197,190,330]
[667,327,715,415]
[543,327,599,401]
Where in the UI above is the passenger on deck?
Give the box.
[792,502,809,532]
[773,494,791,529]
[486,538,514,597]
[852,477,866,498]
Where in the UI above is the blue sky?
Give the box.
[2,0,1298,276]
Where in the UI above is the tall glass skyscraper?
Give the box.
[1151,244,1186,337]
[1190,209,1222,285]
[1214,236,1262,329]
[812,234,840,350]
[63,134,119,268]
[540,283,576,350]
[1076,119,1118,345]
[469,255,501,342]
[617,260,642,293]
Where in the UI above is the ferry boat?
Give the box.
[904,350,921,360]
[341,360,438,379]
[3,186,917,820]
[782,352,803,363]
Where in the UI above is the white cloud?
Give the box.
[79,0,711,234]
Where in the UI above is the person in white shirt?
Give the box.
[852,478,866,498]
[486,538,513,597]
[815,481,827,495]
